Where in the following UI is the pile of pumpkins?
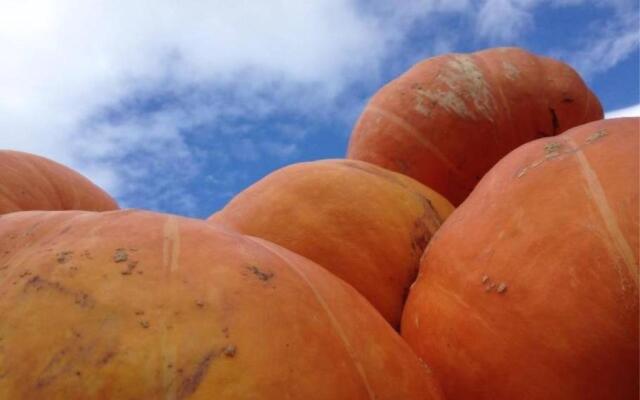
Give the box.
[0,47,637,399]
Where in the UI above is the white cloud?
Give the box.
[1,0,474,215]
[473,0,638,45]
[0,0,392,212]
[475,0,534,41]
[560,12,639,77]
[262,142,298,158]
[605,104,640,118]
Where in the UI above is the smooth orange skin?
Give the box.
[0,209,445,400]
[401,118,639,399]
[0,150,117,214]
[209,159,453,328]
[347,47,604,205]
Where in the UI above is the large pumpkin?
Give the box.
[401,118,639,399]
[0,209,444,399]
[0,150,117,213]
[209,159,453,328]
[347,47,603,205]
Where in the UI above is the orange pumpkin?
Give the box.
[0,209,444,400]
[347,47,603,205]
[0,150,117,213]
[401,118,639,399]
[209,159,453,328]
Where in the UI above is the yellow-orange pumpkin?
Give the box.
[0,209,444,400]
[0,150,117,213]
[347,47,603,205]
[401,118,638,399]
[209,159,453,328]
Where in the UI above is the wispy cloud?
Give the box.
[475,0,534,41]
[0,0,393,214]
[473,0,638,45]
[559,12,639,77]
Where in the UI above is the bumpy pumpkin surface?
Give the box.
[401,118,639,400]
[209,159,453,328]
[0,150,117,213]
[0,209,444,400]
[347,47,603,205]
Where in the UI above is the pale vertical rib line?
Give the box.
[162,215,181,400]
[364,105,473,188]
[251,238,376,400]
[163,216,181,272]
[567,137,639,287]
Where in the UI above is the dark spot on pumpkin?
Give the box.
[221,327,229,338]
[139,320,150,329]
[121,260,138,275]
[97,351,116,366]
[222,345,236,358]
[195,300,205,308]
[562,97,574,103]
[75,370,82,377]
[134,310,145,316]
[74,293,93,308]
[177,350,218,399]
[24,276,95,308]
[113,249,128,263]
[247,265,274,281]
[35,347,71,389]
[19,270,31,278]
[56,251,73,264]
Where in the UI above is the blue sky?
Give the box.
[1,0,638,218]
